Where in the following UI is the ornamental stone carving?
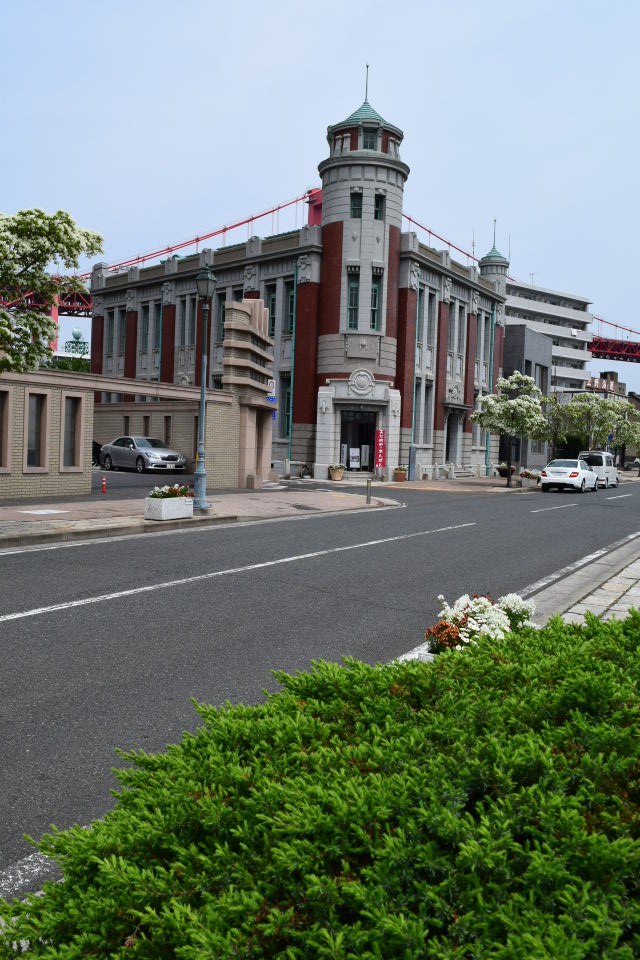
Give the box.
[472,291,479,314]
[126,288,136,312]
[162,281,174,306]
[442,277,452,303]
[243,264,256,290]
[297,254,311,284]
[348,368,375,397]
[496,303,504,325]
[92,295,104,317]
[409,261,420,291]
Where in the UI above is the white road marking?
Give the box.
[519,531,640,597]
[0,850,59,900]
[606,494,632,500]
[531,503,577,513]
[18,509,69,516]
[0,505,402,558]
[0,522,475,623]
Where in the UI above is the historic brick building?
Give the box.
[90,99,507,478]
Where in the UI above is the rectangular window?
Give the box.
[457,304,466,355]
[363,128,377,149]
[164,415,171,446]
[266,284,276,338]
[416,286,424,343]
[483,316,491,363]
[143,415,150,436]
[374,194,384,220]
[62,396,81,468]
[0,389,9,469]
[106,310,115,353]
[426,292,436,346]
[475,310,483,359]
[153,302,162,348]
[422,383,433,445]
[118,308,126,353]
[178,297,186,346]
[26,392,47,468]
[218,294,226,341]
[280,377,291,440]
[284,280,295,335]
[141,303,149,352]
[350,192,362,219]
[123,415,130,435]
[447,301,456,352]
[348,276,360,330]
[189,297,197,345]
[370,276,381,331]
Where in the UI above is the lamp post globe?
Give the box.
[194,268,217,509]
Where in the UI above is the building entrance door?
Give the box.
[340,410,377,471]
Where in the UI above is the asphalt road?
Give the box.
[1,482,638,893]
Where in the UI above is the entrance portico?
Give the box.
[314,368,401,478]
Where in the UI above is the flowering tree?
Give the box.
[0,209,103,373]
[471,372,548,486]
[564,394,640,452]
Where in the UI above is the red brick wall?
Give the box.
[382,131,389,154]
[160,304,176,384]
[318,221,343,336]
[396,287,417,430]
[434,302,450,431]
[385,225,400,340]
[292,283,320,425]
[463,313,477,433]
[194,299,213,388]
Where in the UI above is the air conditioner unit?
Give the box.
[571,328,578,337]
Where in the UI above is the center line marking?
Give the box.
[606,494,632,500]
[0,522,475,623]
[531,503,577,513]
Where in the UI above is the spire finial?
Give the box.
[365,63,369,101]
[493,218,496,248]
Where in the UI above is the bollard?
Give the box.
[101,475,106,494]
[366,478,371,504]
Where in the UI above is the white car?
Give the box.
[540,458,598,494]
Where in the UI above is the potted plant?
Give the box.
[497,462,516,478]
[328,464,344,481]
[144,483,195,521]
[393,465,408,482]
[519,468,541,488]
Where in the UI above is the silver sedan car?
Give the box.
[540,458,598,494]
[100,436,186,473]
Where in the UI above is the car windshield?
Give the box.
[133,438,169,449]
[547,460,579,468]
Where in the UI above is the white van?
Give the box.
[578,450,619,488]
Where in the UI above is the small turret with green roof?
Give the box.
[478,223,509,296]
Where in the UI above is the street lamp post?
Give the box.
[194,268,217,509]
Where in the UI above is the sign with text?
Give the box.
[375,429,386,468]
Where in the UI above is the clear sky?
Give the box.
[4,0,639,389]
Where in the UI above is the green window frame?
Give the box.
[284,280,295,335]
[218,295,226,341]
[141,303,149,351]
[374,194,384,220]
[350,192,362,219]
[266,285,276,338]
[370,276,381,331]
[348,276,360,330]
[118,309,126,353]
[363,128,377,149]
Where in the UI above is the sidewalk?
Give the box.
[2,474,639,628]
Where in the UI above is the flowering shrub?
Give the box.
[497,462,516,476]
[148,483,195,499]
[520,468,541,480]
[425,592,536,653]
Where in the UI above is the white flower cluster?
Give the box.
[433,592,536,651]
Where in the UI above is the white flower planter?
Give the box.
[520,477,540,488]
[144,497,194,521]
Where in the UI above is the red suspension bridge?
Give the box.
[3,189,640,362]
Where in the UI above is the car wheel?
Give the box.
[579,480,585,494]
[103,454,113,471]
[592,478,598,492]
[604,477,609,489]
[542,485,550,492]
[136,457,145,474]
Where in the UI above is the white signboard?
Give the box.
[349,447,360,469]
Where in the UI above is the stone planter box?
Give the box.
[144,496,194,521]
[520,477,540,488]
[329,467,344,481]
[393,469,407,482]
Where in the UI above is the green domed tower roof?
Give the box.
[341,99,386,125]
[480,244,508,263]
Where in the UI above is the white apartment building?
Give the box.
[504,280,592,392]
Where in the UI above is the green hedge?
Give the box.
[3,613,640,958]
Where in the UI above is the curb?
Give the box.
[0,514,239,548]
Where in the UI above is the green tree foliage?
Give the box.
[3,615,640,958]
[564,393,640,450]
[0,209,103,373]
[471,372,548,485]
